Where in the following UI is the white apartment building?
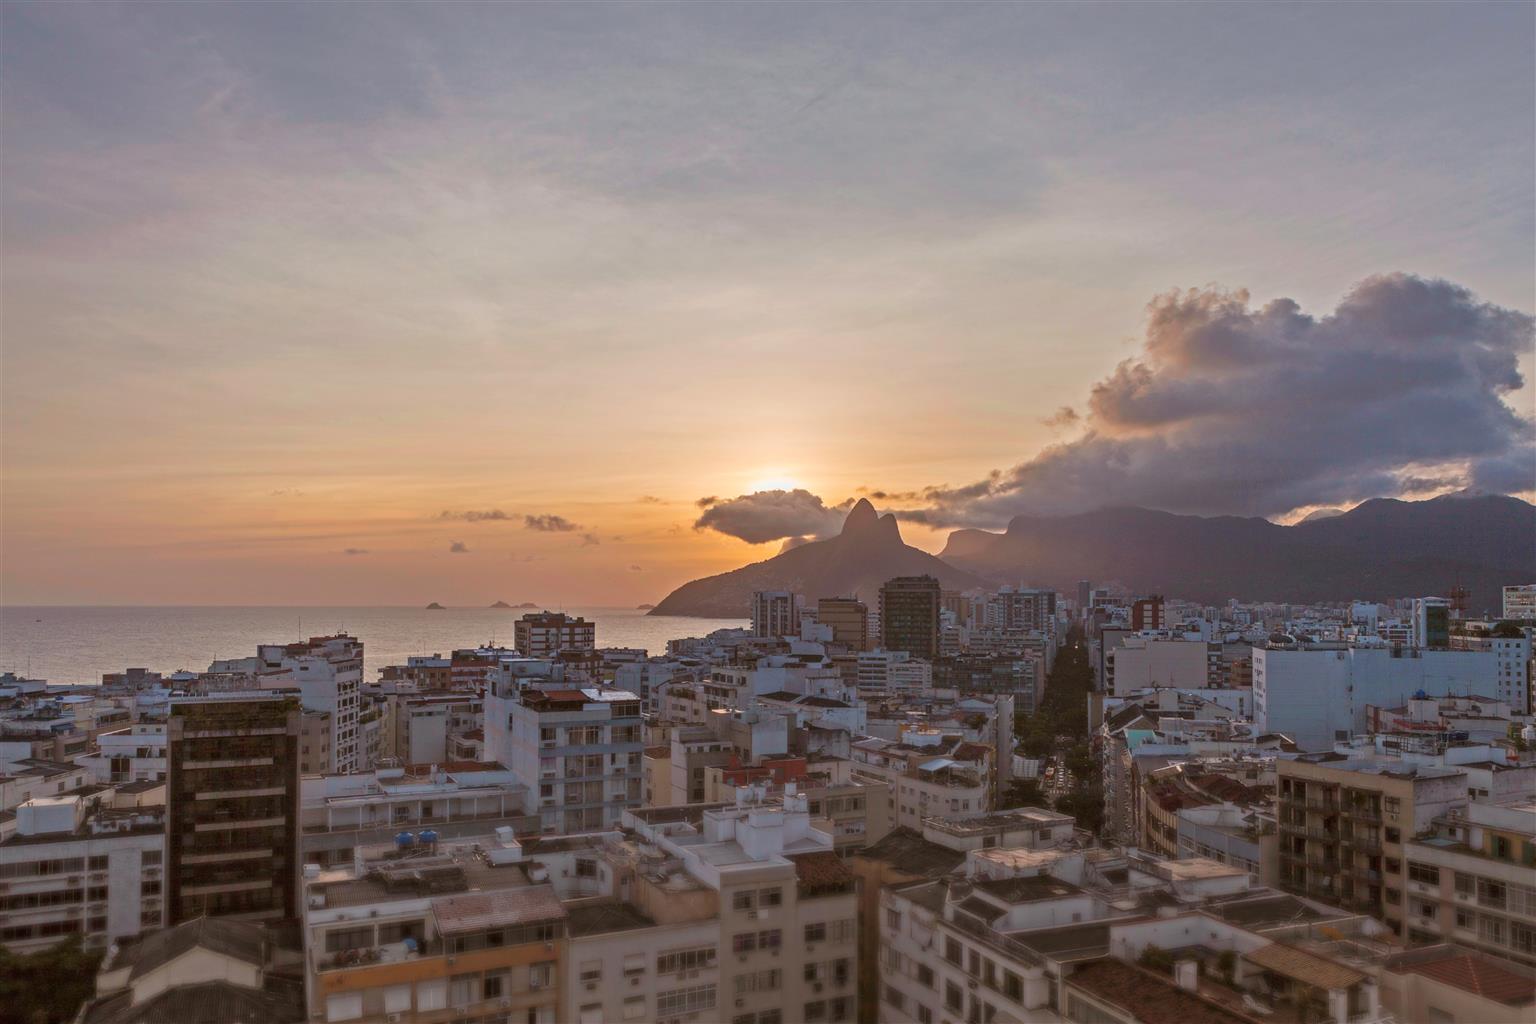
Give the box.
[1107,637,1222,695]
[485,685,643,833]
[1253,643,1500,749]
[851,734,992,830]
[1504,584,1536,621]
[77,722,167,784]
[250,635,365,774]
[0,789,165,953]
[856,650,933,698]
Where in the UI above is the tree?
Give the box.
[0,935,103,1024]
[1001,778,1047,809]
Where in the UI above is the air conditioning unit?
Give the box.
[386,1014,402,1023]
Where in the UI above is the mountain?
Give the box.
[650,498,987,617]
[938,494,1535,611]
[1299,507,1346,522]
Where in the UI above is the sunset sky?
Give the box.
[3,3,1532,606]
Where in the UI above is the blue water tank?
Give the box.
[395,831,415,848]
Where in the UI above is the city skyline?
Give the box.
[3,3,1533,606]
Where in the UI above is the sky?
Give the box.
[2,2,1532,607]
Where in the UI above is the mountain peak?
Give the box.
[841,498,880,534]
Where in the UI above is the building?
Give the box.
[80,916,303,1024]
[1253,643,1500,749]
[304,841,567,1024]
[514,612,596,658]
[1131,595,1166,631]
[251,635,364,774]
[485,685,643,833]
[819,597,870,651]
[752,591,801,640]
[1413,598,1453,649]
[1276,753,1495,940]
[165,693,302,925]
[1107,637,1222,695]
[879,576,942,661]
[0,786,166,954]
[850,733,992,830]
[1402,797,1536,964]
[299,763,536,868]
[1504,584,1536,621]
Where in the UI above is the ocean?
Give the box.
[0,606,748,686]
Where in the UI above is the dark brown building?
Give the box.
[166,694,302,925]
[879,575,942,660]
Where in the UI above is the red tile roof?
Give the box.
[1391,953,1536,1006]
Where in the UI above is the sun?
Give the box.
[747,473,801,493]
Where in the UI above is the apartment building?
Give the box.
[855,650,932,699]
[1402,798,1536,964]
[1276,754,1472,938]
[0,787,165,953]
[515,612,596,658]
[850,733,992,830]
[0,756,92,811]
[165,693,302,925]
[880,576,942,661]
[247,635,365,774]
[299,763,536,868]
[485,686,643,833]
[752,591,802,640]
[77,722,167,784]
[819,597,870,651]
[304,842,567,1024]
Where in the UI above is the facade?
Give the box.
[1276,754,1473,939]
[1504,584,1536,621]
[0,789,165,953]
[515,612,597,658]
[850,734,991,830]
[1253,644,1499,749]
[1402,798,1536,964]
[78,723,167,785]
[255,635,364,775]
[1130,595,1165,632]
[165,693,302,924]
[752,591,801,640]
[819,597,870,651]
[879,576,942,661]
[1106,637,1221,695]
[486,686,643,833]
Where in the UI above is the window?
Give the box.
[885,908,902,931]
[734,890,756,911]
[805,922,827,943]
[1004,970,1023,1002]
[916,1005,932,1024]
[917,964,935,988]
[529,961,554,990]
[884,985,906,1011]
[945,981,964,1012]
[943,936,962,966]
[483,970,507,1000]
[623,997,647,1021]
[759,887,783,907]
[830,919,855,943]
[804,1001,827,1022]
[736,969,781,993]
[579,960,602,984]
[141,850,162,866]
[656,985,715,1016]
[575,859,597,878]
[657,946,715,974]
[449,973,477,1009]
[1408,864,1440,885]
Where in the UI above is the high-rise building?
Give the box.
[1077,579,1092,617]
[251,635,364,774]
[1131,595,1165,631]
[817,597,869,650]
[1411,597,1452,649]
[879,575,942,660]
[750,590,800,639]
[515,612,596,657]
[166,693,302,925]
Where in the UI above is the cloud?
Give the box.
[580,533,601,547]
[637,495,664,504]
[440,509,511,522]
[693,488,854,544]
[628,564,644,572]
[905,274,1534,524]
[448,540,469,553]
[778,535,814,553]
[341,547,369,556]
[1042,406,1079,428]
[524,514,580,532]
[696,496,720,509]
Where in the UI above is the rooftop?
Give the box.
[854,826,966,876]
[564,899,657,938]
[1385,947,1535,1006]
[1245,942,1366,991]
[972,875,1085,904]
[432,883,565,934]
[1067,959,1255,1024]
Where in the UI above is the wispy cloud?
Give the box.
[448,540,469,553]
[524,514,580,532]
[440,509,512,522]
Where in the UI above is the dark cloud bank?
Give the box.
[696,275,1533,541]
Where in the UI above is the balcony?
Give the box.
[315,938,441,973]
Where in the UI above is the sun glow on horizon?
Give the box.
[746,474,802,494]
